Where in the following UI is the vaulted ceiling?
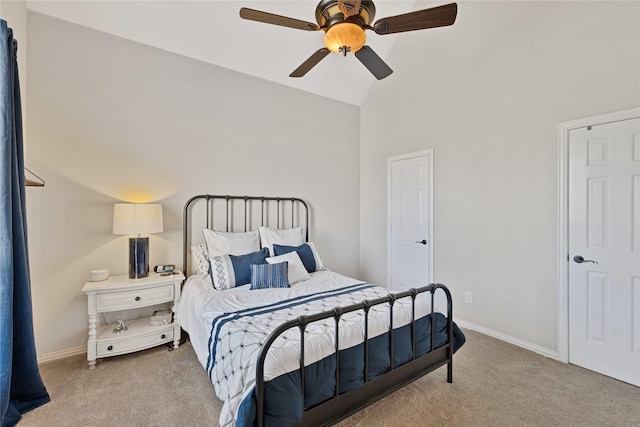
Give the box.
[25,1,450,106]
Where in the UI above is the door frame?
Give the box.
[557,107,640,363]
[387,149,434,287]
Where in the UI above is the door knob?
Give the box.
[416,239,428,245]
[573,255,598,264]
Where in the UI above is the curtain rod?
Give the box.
[25,167,44,187]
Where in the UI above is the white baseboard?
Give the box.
[37,345,86,364]
[37,321,558,365]
[455,319,560,361]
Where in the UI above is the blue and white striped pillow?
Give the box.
[209,247,269,290]
[250,262,290,290]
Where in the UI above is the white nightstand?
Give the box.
[81,271,184,369]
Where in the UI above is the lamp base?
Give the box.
[129,237,149,279]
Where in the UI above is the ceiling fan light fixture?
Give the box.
[324,22,366,54]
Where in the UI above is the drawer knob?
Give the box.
[161,334,166,339]
[107,345,113,351]
[135,296,141,301]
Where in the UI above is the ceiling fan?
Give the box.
[239,0,457,80]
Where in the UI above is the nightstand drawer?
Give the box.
[96,285,174,311]
[97,327,174,357]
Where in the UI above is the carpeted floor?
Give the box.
[21,329,640,426]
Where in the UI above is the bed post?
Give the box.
[438,283,454,383]
[183,195,201,277]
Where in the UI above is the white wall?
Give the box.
[25,12,360,356]
[23,1,640,358]
[360,1,640,352]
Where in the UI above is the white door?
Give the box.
[568,117,640,386]
[388,151,433,291]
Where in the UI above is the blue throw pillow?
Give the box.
[273,243,317,273]
[250,262,290,290]
[209,247,269,290]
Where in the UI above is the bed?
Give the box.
[176,195,465,427]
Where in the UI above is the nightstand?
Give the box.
[81,271,184,369]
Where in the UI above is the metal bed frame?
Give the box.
[183,194,309,275]
[182,194,455,427]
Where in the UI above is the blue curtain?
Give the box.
[0,20,50,426]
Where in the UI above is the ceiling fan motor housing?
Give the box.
[315,0,376,28]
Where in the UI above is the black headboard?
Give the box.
[182,195,309,276]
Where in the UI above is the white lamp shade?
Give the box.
[113,203,163,235]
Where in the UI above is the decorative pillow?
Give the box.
[203,229,260,257]
[259,226,304,256]
[250,262,290,290]
[209,247,269,290]
[306,242,326,271]
[267,251,310,285]
[191,243,209,275]
[273,242,326,273]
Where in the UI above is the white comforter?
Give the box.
[175,270,430,427]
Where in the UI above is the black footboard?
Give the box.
[255,284,455,427]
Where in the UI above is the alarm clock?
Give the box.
[154,264,175,273]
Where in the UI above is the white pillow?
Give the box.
[203,229,260,257]
[191,244,209,275]
[259,226,304,256]
[267,251,310,285]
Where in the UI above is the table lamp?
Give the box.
[113,203,163,279]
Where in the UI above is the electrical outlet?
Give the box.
[464,292,473,304]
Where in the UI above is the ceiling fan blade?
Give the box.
[355,46,393,80]
[290,48,331,78]
[240,7,320,31]
[373,3,457,35]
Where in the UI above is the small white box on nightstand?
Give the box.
[89,269,109,282]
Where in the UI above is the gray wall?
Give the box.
[360,1,640,352]
[26,12,360,356]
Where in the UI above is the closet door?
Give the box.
[568,118,640,386]
[388,151,433,291]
